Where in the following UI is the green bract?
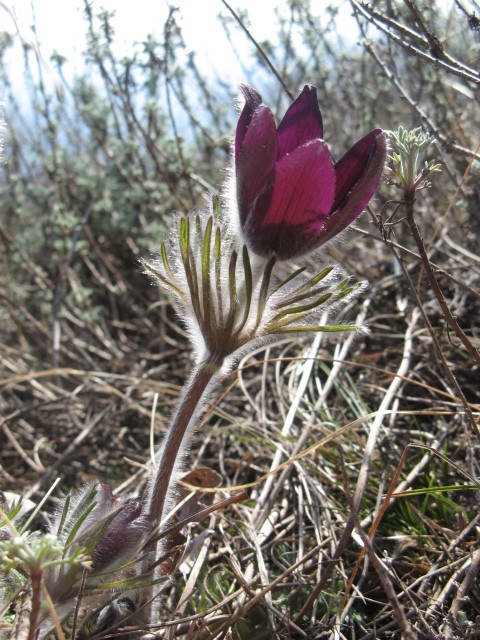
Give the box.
[143,199,364,370]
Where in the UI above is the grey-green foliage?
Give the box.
[0,4,232,353]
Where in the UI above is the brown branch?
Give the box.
[404,193,480,368]
[403,0,445,59]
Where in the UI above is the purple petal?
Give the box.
[91,499,146,572]
[333,128,384,211]
[235,84,263,163]
[263,140,335,226]
[318,130,387,245]
[277,86,324,159]
[236,105,277,226]
[244,140,335,260]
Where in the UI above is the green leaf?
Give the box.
[235,245,252,335]
[224,250,238,334]
[4,501,22,523]
[194,214,203,252]
[160,241,173,279]
[212,193,220,221]
[178,217,201,319]
[255,255,276,329]
[143,261,187,302]
[62,484,99,548]
[275,324,359,334]
[290,266,334,297]
[332,287,355,302]
[228,250,238,302]
[64,501,97,550]
[273,266,307,293]
[187,243,201,319]
[214,226,223,322]
[86,573,167,592]
[273,292,333,323]
[202,216,214,328]
[336,278,350,290]
[275,266,335,309]
[179,217,190,265]
[56,493,70,537]
[393,484,478,499]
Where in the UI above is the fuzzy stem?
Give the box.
[138,360,222,624]
[147,361,220,527]
[27,570,42,640]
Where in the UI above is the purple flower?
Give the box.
[235,85,387,261]
[46,483,152,601]
[91,498,152,572]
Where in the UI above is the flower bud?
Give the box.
[235,85,387,260]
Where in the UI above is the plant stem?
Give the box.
[147,361,220,528]
[405,192,480,367]
[403,191,479,437]
[28,570,42,640]
[137,360,221,623]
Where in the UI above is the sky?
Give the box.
[5,0,282,64]
[2,0,327,89]
[0,0,366,140]
[1,0,460,102]
[0,0,371,160]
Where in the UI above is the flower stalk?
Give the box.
[386,128,479,440]
[388,127,480,368]
[147,361,220,528]
[404,196,480,368]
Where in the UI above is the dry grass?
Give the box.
[2,207,479,638]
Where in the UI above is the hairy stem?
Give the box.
[27,570,42,640]
[137,359,223,625]
[147,361,220,528]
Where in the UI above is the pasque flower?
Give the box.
[235,85,387,260]
[45,483,152,602]
[141,86,385,552]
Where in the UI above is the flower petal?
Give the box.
[235,84,263,163]
[264,140,335,226]
[244,140,335,260]
[236,104,277,226]
[277,86,324,158]
[333,128,384,211]
[318,130,387,245]
[91,499,147,572]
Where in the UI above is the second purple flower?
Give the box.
[235,85,386,261]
